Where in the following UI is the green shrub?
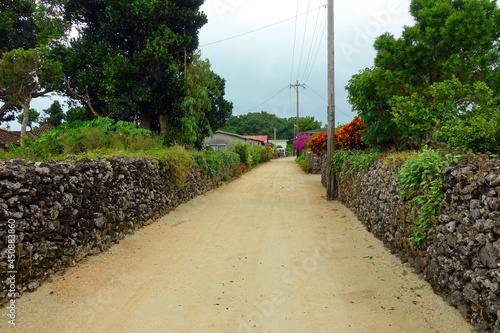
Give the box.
[233,141,251,166]
[330,149,379,174]
[296,156,312,173]
[330,149,381,204]
[1,117,160,161]
[433,106,500,154]
[193,149,240,178]
[250,146,261,166]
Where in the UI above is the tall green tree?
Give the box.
[346,0,500,149]
[62,0,208,130]
[0,0,68,125]
[41,100,65,126]
[164,55,233,147]
[0,47,63,145]
[298,116,323,133]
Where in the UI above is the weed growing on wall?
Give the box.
[330,149,380,202]
[397,147,459,246]
[330,149,379,174]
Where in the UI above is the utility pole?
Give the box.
[289,80,306,136]
[326,0,336,201]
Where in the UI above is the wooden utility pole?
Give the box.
[289,80,306,136]
[326,0,336,201]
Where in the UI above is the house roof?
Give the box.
[214,130,266,144]
[0,125,52,146]
[32,124,55,136]
[11,131,37,139]
[0,129,21,145]
[243,135,268,143]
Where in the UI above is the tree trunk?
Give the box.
[159,114,168,134]
[139,104,151,130]
[20,102,31,147]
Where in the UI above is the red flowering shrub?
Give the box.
[335,116,365,150]
[308,133,327,157]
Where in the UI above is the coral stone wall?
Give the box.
[325,157,500,332]
[0,156,226,304]
[307,153,322,175]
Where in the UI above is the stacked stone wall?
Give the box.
[323,157,500,332]
[307,153,322,175]
[0,156,223,304]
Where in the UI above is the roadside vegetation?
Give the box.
[0,117,276,184]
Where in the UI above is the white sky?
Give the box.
[198,0,415,127]
[8,0,416,130]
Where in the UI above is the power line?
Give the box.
[305,84,352,118]
[200,5,323,48]
[242,86,289,114]
[305,84,326,102]
[296,0,312,80]
[302,4,328,83]
[289,0,300,84]
[301,2,324,83]
[303,9,328,83]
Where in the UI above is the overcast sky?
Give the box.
[198,0,415,127]
[10,0,416,131]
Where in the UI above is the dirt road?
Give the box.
[2,157,473,332]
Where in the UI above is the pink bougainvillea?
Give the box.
[293,134,312,152]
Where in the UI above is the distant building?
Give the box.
[0,124,55,149]
[269,140,288,153]
[0,129,22,148]
[242,135,268,145]
[204,130,266,152]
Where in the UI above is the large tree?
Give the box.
[346,0,500,149]
[41,100,65,126]
[62,0,210,130]
[164,55,233,147]
[0,47,63,145]
[0,0,68,125]
[16,108,40,131]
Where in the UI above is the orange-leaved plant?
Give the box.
[335,116,365,150]
[308,133,327,157]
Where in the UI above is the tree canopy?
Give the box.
[0,0,233,149]
[0,47,63,145]
[221,111,323,142]
[0,0,68,124]
[60,0,225,137]
[346,0,500,151]
[41,100,65,126]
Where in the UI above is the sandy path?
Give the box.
[2,157,473,333]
